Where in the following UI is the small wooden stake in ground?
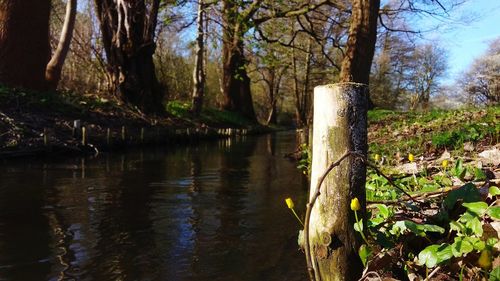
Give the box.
[106,128,110,145]
[307,83,368,281]
[43,128,48,146]
[81,126,86,145]
[73,119,81,137]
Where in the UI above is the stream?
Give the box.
[0,132,309,281]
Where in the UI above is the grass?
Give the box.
[368,106,500,156]
[0,85,120,115]
[166,100,255,128]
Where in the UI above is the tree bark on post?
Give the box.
[306,83,368,281]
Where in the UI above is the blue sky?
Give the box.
[432,0,500,83]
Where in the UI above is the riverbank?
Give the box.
[0,88,275,158]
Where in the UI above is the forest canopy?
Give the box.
[0,0,497,125]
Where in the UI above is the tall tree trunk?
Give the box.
[292,38,313,128]
[292,45,307,127]
[339,0,380,108]
[265,68,277,125]
[269,68,284,125]
[191,0,205,116]
[46,0,77,90]
[303,39,313,125]
[0,0,51,91]
[95,0,163,114]
[221,0,256,121]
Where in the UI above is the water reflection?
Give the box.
[0,132,308,281]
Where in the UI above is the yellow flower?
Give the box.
[285,198,294,209]
[442,160,449,169]
[374,154,381,162]
[350,197,361,211]
[408,153,415,162]
[478,249,492,270]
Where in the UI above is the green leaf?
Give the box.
[406,220,445,235]
[474,168,487,181]
[390,221,406,236]
[436,243,454,263]
[487,207,500,219]
[458,211,477,223]
[354,219,364,233]
[418,245,439,268]
[490,186,500,196]
[390,220,445,236]
[375,204,390,219]
[369,216,385,227]
[443,183,481,211]
[452,159,466,179]
[463,202,489,216]
[490,266,500,281]
[487,238,499,248]
[469,237,485,251]
[450,220,466,234]
[465,217,483,237]
[417,244,452,268]
[358,244,372,267]
[451,237,474,257]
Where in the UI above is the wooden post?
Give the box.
[81,126,87,145]
[43,128,48,146]
[140,127,145,143]
[106,128,111,145]
[72,119,81,137]
[121,126,126,142]
[306,83,368,281]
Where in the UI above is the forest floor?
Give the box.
[290,106,499,280]
[358,106,499,280]
[0,88,268,157]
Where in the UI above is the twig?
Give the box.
[368,178,498,206]
[358,271,382,281]
[303,150,361,281]
[424,265,441,280]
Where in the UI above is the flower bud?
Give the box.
[350,197,361,211]
[408,153,415,162]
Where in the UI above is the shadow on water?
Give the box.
[0,132,308,281]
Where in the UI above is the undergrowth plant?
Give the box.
[354,158,499,280]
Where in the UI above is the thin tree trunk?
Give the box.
[339,0,380,108]
[46,0,77,90]
[303,39,313,125]
[269,67,285,125]
[191,0,205,116]
[265,68,277,125]
[292,45,306,127]
[307,83,368,281]
[0,0,51,91]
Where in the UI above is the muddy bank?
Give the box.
[0,89,272,158]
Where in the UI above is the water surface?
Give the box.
[0,132,308,281]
